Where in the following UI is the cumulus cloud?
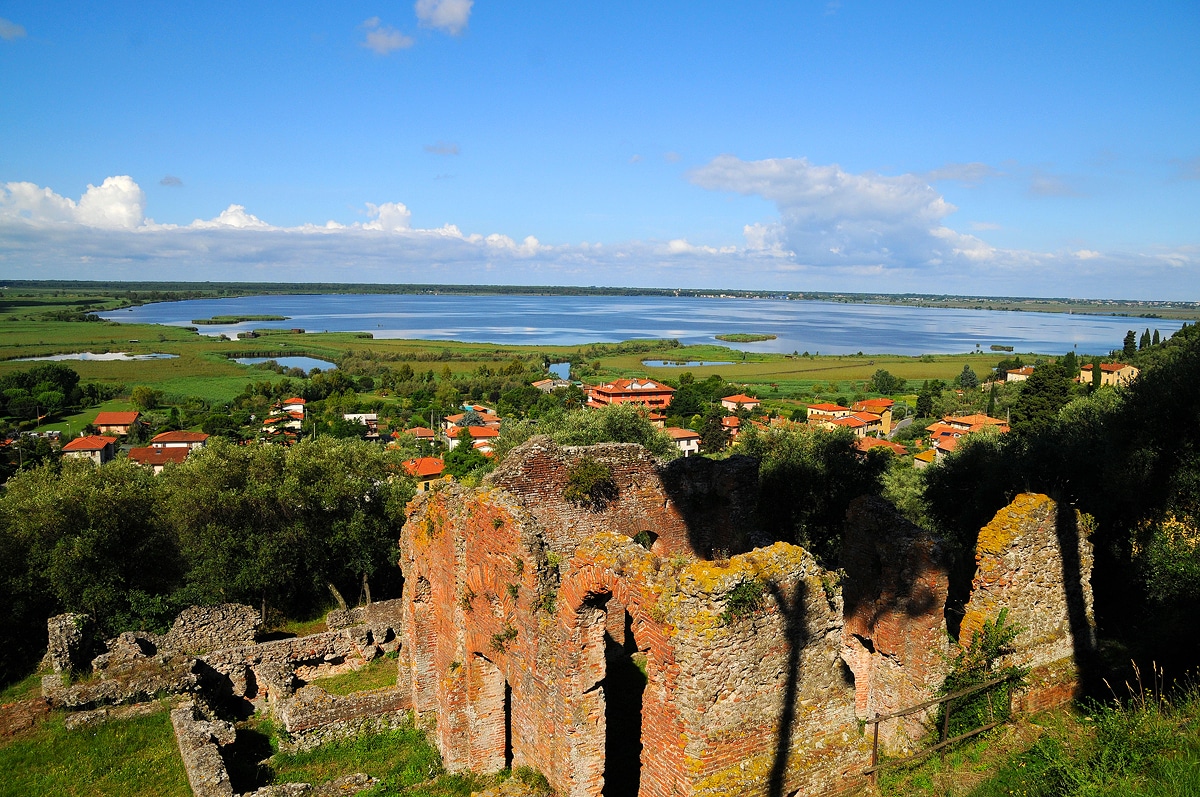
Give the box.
[1,174,1195,300]
[160,175,183,187]
[360,17,414,55]
[424,141,460,156]
[364,201,413,231]
[0,17,26,41]
[415,0,473,34]
[1,176,145,229]
[190,205,271,230]
[689,154,961,266]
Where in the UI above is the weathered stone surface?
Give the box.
[43,650,201,709]
[277,684,411,739]
[170,700,236,797]
[45,613,97,674]
[483,437,762,559]
[841,496,952,751]
[960,493,1095,711]
[0,696,49,738]
[241,773,377,797]
[164,604,261,655]
[400,442,870,797]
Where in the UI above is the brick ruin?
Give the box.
[24,437,1098,797]
[395,437,1098,796]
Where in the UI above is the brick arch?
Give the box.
[557,555,683,797]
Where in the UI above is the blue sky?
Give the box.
[1,1,1197,298]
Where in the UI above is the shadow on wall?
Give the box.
[766,579,809,797]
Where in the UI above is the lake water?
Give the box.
[234,356,336,372]
[16,352,178,362]
[100,294,1185,356]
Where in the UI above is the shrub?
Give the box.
[562,457,618,511]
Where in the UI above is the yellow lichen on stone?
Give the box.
[976,493,1055,555]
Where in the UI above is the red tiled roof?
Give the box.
[854,398,895,411]
[808,403,850,413]
[831,416,866,428]
[403,457,445,478]
[403,426,437,439]
[1080,363,1132,373]
[63,435,117,451]
[855,437,908,455]
[722,416,741,427]
[850,412,882,424]
[93,411,140,426]
[591,378,674,393]
[456,426,499,439]
[151,431,209,444]
[664,427,700,440]
[944,413,1007,427]
[722,393,760,405]
[1007,366,1036,376]
[283,397,306,404]
[128,447,189,467]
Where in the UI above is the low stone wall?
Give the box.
[42,639,201,709]
[276,685,412,751]
[164,604,261,655]
[171,700,236,797]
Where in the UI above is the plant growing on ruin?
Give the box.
[506,583,520,600]
[490,625,518,653]
[562,457,618,511]
[459,587,476,612]
[720,579,765,624]
[936,608,1028,738]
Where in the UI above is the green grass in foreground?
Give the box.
[264,723,487,796]
[311,653,400,696]
[881,685,1200,797]
[0,705,190,797]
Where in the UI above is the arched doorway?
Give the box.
[583,592,648,796]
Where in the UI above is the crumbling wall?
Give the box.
[164,604,261,655]
[171,700,237,797]
[841,496,952,750]
[483,437,761,559]
[400,464,868,797]
[44,612,97,675]
[275,684,412,751]
[960,493,1095,711]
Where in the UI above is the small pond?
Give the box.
[234,356,336,372]
[15,352,178,362]
[642,360,736,367]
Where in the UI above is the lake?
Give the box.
[100,294,1184,356]
[235,356,336,372]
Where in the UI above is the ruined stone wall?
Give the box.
[841,496,952,750]
[482,437,761,560]
[400,470,869,797]
[960,493,1095,712]
[164,604,261,655]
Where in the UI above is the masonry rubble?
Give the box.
[33,436,1097,797]
[394,437,1096,796]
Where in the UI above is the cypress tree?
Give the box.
[1092,356,1103,390]
[986,382,997,417]
[1124,330,1137,358]
[1140,329,1151,351]
[1153,329,1161,346]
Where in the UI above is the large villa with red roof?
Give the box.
[585,378,675,410]
[92,411,140,436]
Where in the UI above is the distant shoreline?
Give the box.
[4,279,1198,321]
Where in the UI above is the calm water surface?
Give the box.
[101,294,1183,356]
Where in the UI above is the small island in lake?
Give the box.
[191,315,290,324]
[715,333,777,342]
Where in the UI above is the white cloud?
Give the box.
[364,201,413,232]
[663,151,681,163]
[1,176,144,229]
[360,17,414,55]
[689,154,959,266]
[1,175,1195,300]
[415,0,473,35]
[424,141,460,156]
[190,204,272,230]
[160,175,184,187]
[0,17,25,41]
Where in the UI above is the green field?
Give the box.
[0,286,1086,410]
